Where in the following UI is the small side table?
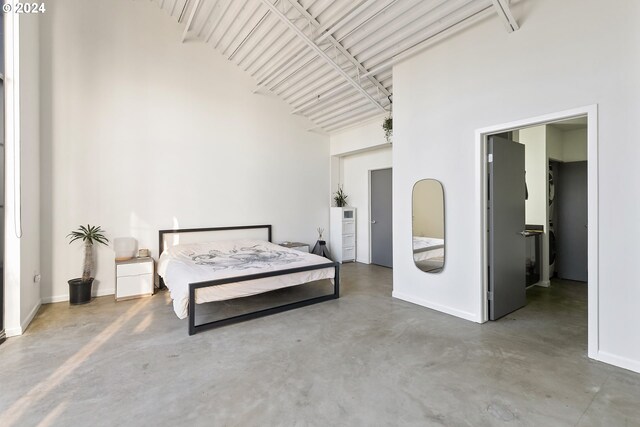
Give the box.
[279,242,310,253]
[115,257,155,301]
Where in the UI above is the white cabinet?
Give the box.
[116,257,154,301]
[330,207,356,263]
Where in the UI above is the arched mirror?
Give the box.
[412,179,445,273]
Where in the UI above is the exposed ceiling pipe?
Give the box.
[311,0,364,37]
[359,4,495,80]
[491,0,519,32]
[205,0,234,43]
[347,0,468,60]
[177,0,190,23]
[256,43,310,85]
[238,5,292,71]
[258,0,386,113]
[276,0,390,99]
[227,4,272,59]
[323,107,380,131]
[214,0,251,49]
[290,81,352,114]
[315,0,378,44]
[196,0,220,38]
[334,0,400,44]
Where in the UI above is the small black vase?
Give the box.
[68,278,94,305]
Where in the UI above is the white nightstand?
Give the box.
[279,242,310,253]
[115,257,155,301]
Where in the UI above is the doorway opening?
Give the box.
[477,105,598,359]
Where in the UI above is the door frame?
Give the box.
[475,105,599,359]
[368,167,392,265]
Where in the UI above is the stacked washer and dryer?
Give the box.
[548,163,557,277]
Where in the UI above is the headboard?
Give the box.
[158,224,272,259]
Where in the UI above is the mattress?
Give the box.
[158,239,335,319]
[412,236,444,262]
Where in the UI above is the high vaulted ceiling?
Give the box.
[152,0,519,134]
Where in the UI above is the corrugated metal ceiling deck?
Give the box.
[150,0,515,134]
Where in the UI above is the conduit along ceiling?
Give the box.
[152,0,519,134]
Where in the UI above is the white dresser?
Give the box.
[330,207,356,263]
[115,257,154,301]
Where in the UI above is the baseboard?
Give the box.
[595,350,640,374]
[5,299,41,337]
[42,288,115,304]
[41,294,69,304]
[392,291,480,323]
[5,326,22,337]
[22,300,41,333]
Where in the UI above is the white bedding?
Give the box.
[158,239,335,319]
[412,236,444,262]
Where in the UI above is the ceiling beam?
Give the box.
[357,4,496,80]
[177,0,189,23]
[170,0,179,17]
[205,0,234,43]
[491,0,519,32]
[315,0,378,44]
[257,0,387,113]
[278,0,391,100]
[181,0,201,42]
[333,0,400,44]
[214,0,251,49]
[227,5,271,59]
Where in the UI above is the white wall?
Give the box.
[562,128,588,162]
[546,125,563,161]
[340,147,392,264]
[39,0,329,302]
[520,125,551,287]
[393,0,640,371]
[520,126,546,227]
[329,116,392,264]
[330,115,389,156]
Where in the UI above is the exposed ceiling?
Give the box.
[151,0,519,134]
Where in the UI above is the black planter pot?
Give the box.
[68,278,94,305]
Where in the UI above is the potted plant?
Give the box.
[383,115,392,144]
[334,185,348,207]
[67,224,109,305]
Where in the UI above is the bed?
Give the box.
[158,225,339,335]
[412,236,444,272]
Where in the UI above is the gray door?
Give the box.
[556,161,588,282]
[488,136,526,320]
[371,168,393,268]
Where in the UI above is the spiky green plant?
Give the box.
[334,186,348,207]
[67,225,109,283]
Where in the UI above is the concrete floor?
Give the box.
[1,263,639,426]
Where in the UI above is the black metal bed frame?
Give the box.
[158,225,340,336]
